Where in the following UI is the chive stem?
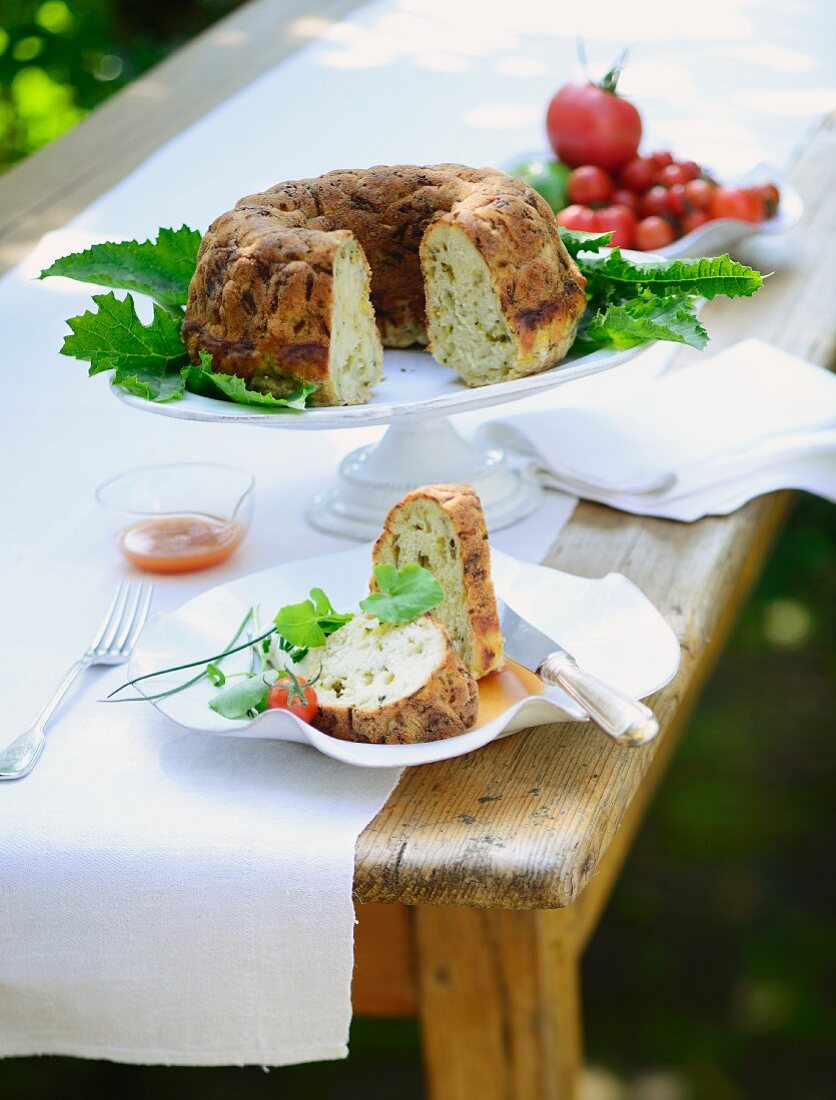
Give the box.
[106,608,272,699]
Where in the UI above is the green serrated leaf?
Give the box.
[40,226,201,309]
[183,353,314,410]
[359,563,444,624]
[114,364,187,402]
[578,250,763,300]
[558,227,614,258]
[61,292,189,401]
[573,292,709,356]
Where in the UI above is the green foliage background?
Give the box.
[0,2,834,1096]
[0,0,244,169]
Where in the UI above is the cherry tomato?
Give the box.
[710,186,761,222]
[665,183,689,217]
[639,185,669,217]
[683,178,715,210]
[267,674,318,724]
[677,160,701,182]
[634,216,676,250]
[592,203,637,248]
[752,181,780,218]
[649,150,674,169]
[566,165,614,204]
[618,156,656,193]
[682,210,712,234]
[611,187,639,212]
[556,204,600,232]
[657,163,692,187]
[546,81,642,171]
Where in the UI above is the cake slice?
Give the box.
[295,612,478,744]
[372,484,504,678]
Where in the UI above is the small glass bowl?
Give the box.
[96,463,255,574]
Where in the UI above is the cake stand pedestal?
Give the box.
[306,416,542,539]
[115,332,657,541]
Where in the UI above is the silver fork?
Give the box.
[0,582,153,781]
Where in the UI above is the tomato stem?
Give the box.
[577,39,630,95]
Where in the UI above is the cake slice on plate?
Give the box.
[372,484,504,679]
[295,612,478,744]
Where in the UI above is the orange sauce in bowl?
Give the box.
[117,516,244,574]
[476,660,545,726]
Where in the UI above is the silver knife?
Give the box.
[498,600,659,747]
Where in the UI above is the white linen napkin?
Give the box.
[479,339,836,522]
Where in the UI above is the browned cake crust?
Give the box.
[315,632,479,745]
[183,164,586,403]
[373,483,505,679]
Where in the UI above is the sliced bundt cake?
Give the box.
[183,164,587,406]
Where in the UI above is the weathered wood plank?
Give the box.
[353,113,836,910]
[415,907,581,1099]
[352,902,416,1017]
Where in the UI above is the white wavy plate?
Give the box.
[128,544,680,768]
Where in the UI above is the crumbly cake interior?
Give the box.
[329,238,383,404]
[298,613,445,711]
[422,223,515,387]
[373,499,474,673]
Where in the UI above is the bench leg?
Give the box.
[414,907,582,1100]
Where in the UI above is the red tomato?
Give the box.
[657,163,692,187]
[267,675,318,724]
[677,160,701,182]
[566,165,614,204]
[546,82,642,171]
[611,187,639,211]
[683,178,715,210]
[592,203,637,248]
[619,156,656,193]
[639,185,669,217]
[556,204,600,232]
[752,181,780,218]
[665,183,689,216]
[682,210,711,234]
[634,216,676,250]
[649,150,674,169]
[710,186,761,222]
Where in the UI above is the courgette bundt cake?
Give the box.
[183,164,587,406]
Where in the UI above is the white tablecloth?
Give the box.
[1,0,832,1068]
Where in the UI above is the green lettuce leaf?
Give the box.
[573,292,709,356]
[40,225,201,310]
[558,227,614,258]
[208,671,279,720]
[359,563,444,624]
[61,292,189,401]
[183,354,314,411]
[578,251,763,300]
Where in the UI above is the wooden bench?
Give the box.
[2,3,832,1094]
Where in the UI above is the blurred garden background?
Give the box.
[1,2,834,1098]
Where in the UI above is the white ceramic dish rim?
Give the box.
[114,247,670,429]
[128,543,682,768]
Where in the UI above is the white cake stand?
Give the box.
[115,339,652,539]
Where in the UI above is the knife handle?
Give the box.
[537,653,659,747]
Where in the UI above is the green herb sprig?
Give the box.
[359,563,444,623]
